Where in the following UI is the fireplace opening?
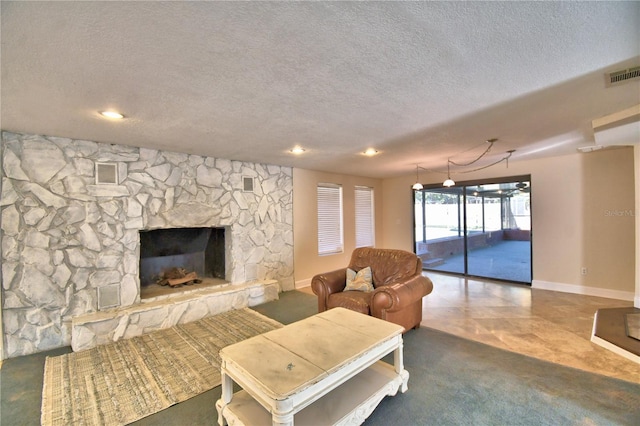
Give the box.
[139,227,227,299]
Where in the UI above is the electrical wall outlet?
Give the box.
[581,267,588,275]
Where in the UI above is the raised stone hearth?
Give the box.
[1,131,294,358]
[72,280,278,351]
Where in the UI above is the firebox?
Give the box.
[139,227,226,288]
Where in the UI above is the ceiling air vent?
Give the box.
[605,66,640,87]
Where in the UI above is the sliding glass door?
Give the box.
[414,176,531,284]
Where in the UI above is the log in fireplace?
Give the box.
[139,227,226,290]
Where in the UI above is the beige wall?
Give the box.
[380,148,636,297]
[292,149,635,298]
[636,145,640,308]
[292,169,383,285]
[582,148,635,293]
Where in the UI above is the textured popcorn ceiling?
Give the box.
[1,1,639,178]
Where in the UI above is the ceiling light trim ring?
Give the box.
[100,111,124,119]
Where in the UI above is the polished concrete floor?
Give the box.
[420,272,640,384]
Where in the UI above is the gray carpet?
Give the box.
[368,327,640,425]
[257,292,640,425]
[2,290,639,425]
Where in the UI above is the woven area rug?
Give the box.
[41,308,283,426]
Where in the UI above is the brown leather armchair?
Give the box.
[311,247,433,332]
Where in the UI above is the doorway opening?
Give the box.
[414,175,532,284]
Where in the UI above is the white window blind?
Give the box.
[317,183,344,255]
[355,186,375,248]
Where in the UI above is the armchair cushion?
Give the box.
[328,291,372,314]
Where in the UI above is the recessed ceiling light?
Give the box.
[363,148,379,156]
[100,111,124,119]
[290,146,306,155]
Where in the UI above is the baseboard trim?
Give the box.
[531,280,634,301]
[295,278,312,290]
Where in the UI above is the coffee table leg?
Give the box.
[218,370,234,426]
[394,339,409,393]
[215,399,226,426]
[272,411,294,426]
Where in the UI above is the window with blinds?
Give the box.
[317,183,344,255]
[355,186,375,248]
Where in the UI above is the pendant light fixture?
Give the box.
[443,160,455,187]
[411,139,515,189]
[412,165,423,190]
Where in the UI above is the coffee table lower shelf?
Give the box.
[216,361,407,426]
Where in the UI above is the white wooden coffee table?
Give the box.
[215,307,409,426]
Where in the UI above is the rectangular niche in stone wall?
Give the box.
[139,227,226,289]
[98,284,121,310]
[95,162,118,184]
[243,176,254,192]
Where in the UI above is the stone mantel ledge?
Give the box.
[71,280,279,352]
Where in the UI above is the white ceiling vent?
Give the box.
[605,66,640,87]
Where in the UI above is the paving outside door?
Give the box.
[414,178,532,284]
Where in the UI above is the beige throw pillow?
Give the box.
[345,266,374,292]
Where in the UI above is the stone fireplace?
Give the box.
[1,131,294,358]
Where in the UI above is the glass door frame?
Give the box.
[413,174,533,285]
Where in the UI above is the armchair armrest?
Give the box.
[371,275,433,317]
[311,268,347,312]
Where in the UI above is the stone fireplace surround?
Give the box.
[1,131,294,358]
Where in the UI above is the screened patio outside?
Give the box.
[414,178,531,284]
